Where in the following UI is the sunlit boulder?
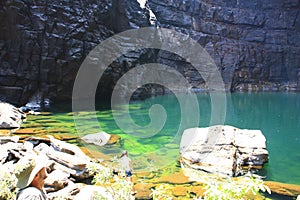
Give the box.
[180,125,269,177]
[0,102,26,129]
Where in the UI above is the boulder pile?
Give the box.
[0,135,114,199]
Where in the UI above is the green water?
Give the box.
[23,92,300,185]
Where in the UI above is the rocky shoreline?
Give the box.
[1,102,300,199]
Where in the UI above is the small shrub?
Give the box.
[52,195,70,200]
[0,165,17,200]
[87,161,134,200]
[151,184,173,200]
[203,174,271,200]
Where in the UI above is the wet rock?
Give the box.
[158,171,193,184]
[136,171,156,179]
[13,128,37,135]
[180,125,269,176]
[51,133,78,141]
[81,131,111,146]
[265,181,300,197]
[189,185,206,198]
[173,185,187,197]
[107,134,121,145]
[19,96,50,112]
[25,136,51,145]
[133,183,155,200]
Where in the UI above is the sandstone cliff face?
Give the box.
[0,0,299,106]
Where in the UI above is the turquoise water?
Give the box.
[224,92,300,185]
[96,92,300,185]
[29,92,300,185]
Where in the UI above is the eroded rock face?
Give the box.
[0,0,150,105]
[180,125,269,176]
[1,0,299,105]
[148,0,300,92]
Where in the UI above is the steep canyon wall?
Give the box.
[0,0,299,106]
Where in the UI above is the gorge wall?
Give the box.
[0,0,299,106]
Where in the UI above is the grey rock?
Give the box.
[81,132,111,146]
[180,125,269,176]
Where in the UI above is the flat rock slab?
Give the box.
[265,181,300,197]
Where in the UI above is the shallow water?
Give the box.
[23,92,300,185]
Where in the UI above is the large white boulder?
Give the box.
[180,125,269,176]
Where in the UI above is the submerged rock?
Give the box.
[81,131,111,146]
[180,125,269,177]
[264,181,300,197]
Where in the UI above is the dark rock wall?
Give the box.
[0,0,299,106]
[148,0,300,91]
[0,0,149,105]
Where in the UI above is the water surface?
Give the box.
[23,92,300,185]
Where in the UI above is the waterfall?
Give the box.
[137,0,159,27]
